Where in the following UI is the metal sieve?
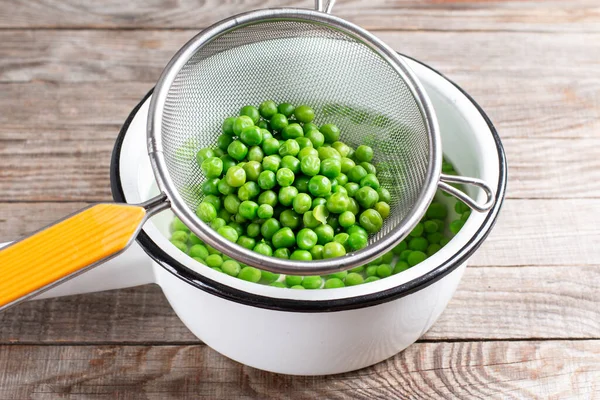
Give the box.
[0,0,494,312]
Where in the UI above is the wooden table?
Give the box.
[0,1,598,398]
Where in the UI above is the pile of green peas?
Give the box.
[168,101,472,289]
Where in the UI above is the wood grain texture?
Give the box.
[1,264,598,344]
[1,0,599,32]
[0,341,598,399]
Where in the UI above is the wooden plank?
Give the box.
[0,341,598,399]
[1,0,598,32]
[1,264,598,344]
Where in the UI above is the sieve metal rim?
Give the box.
[147,8,442,275]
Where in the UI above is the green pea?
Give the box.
[344,182,360,197]
[233,116,254,136]
[222,117,236,136]
[281,156,301,174]
[308,175,332,197]
[324,278,345,289]
[355,186,379,209]
[237,235,256,250]
[210,217,227,231]
[258,190,278,207]
[365,265,378,277]
[217,225,238,243]
[285,275,303,287]
[276,103,293,117]
[320,158,342,179]
[196,148,215,165]
[303,211,321,229]
[461,211,471,222]
[334,233,349,248]
[303,122,319,134]
[317,146,341,161]
[246,222,261,238]
[392,261,410,274]
[293,105,315,123]
[340,157,356,174]
[364,276,380,284]
[189,244,209,260]
[347,165,368,183]
[171,230,188,243]
[276,168,295,187]
[170,239,187,253]
[261,270,280,284]
[272,227,296,249]
[238,266,262,283]
[374,202,390,219]
[220,155,236,173]
[312,197,327,209]
[218,208,232,221]
[293,193,312,214]
[224,194,241,214]
[282,123,304,140]
[331,141,351,157]
[241,161,262,182]
[326,271,347,280]
[359,209,383,234]
[322,242,346,258]
[440,237,451,247]
[301,155,321,176]
[257,204,274,219]
[399,249,412,262]
[238,181,260,201]
[213,148,225,158]
[424,220,438,233]
[310,244,324,260]
[345,272,364,286]
[408,251,427,266]
[296,228,318,250]
[221,260,241,277]
[253,242,273,257]
[377,187,391,204]
[280,209,300,229]
[217,134,233,152]
[270,113,288,131]
[320,124,340,143]
[427,232,443,244]
[338,211,356,228]
[261,218,281,240]
[279,139,300,157]
[315,224,335,245]
[355,145,374,162]
[427,243,442,256]
[247,146,264,162]
[291,285,305,290]
[234,213,247,224]
[327,214,339,231]
[205,254,223,268]
[409,223,424,237]
[326,192,349,214]
[313,204,329,225]
[262,138,280,156]
[295,137,313,150]
[270,281,286,288]
[259,100,278,119]
[375,264,392,278]
[196,202,217,222]
[360,174,380,190]
[240,126,262,146]
[238,200,259,220]
[333,173,348,187]
[274,248,291,259]
[450,219,464,234]
[202,178,220,196]
[227,140,248,161]
[239,105,260,124]
[189,233,203,246]
[426,202,448,219]
[306,129,325,148]
[291,250,313,261]
[258,170,277,190]
[278,186,299,207]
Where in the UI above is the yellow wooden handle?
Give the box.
[0,204,146,310]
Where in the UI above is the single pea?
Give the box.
[240,105,260,124]
[295,137,313,150]
[220,155,237,173]
[270,281,286,288]
[281,156,301,174]
[461,210,471,222]
[210,217,227,231]
[279,186,299,207]
[293,193,312,214]
[218,225,239,243]
[399,249,412,262]
[320,124,340,143]
[196,148,215,165]
[326,271,347,281]
[206,244,220,255]
[376,264,393,278]
[196,202,217,222]
[344,182,360,197]
[355,186,379,209]
[364,276,380,284]
[257,203,274,219]
[306,129,325,148]
[238,266,262,283]
[380,251,394,265]
[350,265,365,273]
[189,233,203,246]
[260,270,280,284]
[242,161,262,182]
[317,146,341,161]
[359,209,383,234]
[291,285,305,290]
[374,202,390,219]
[246,222,261,238]
[427,243,442,256]
[312,197,327,209]
[409,223,424,237]
[234,213,247,224]
[393,261,410,274]
[308,175,332,197]
[331,141,351,158]
[303,122,319,134]
[276,168,295,187]
[355,145,374,162]
[280,209,301,229]
[217,134,234,152]
[315,224,335,245]
[368,256,383,266]
[227,140,248,161]
[313,204,329,225]
[274,248,291,259]
[276,102,294,117]
[262,155,281,172]
[427,232,444,244]
[431,219,446,232]
[171,230,188,243]
[170,239,187,253]
[221,260,241,277]
[222,116,236,136]
[291,250,313,261]
[346,197,360,214]
[327,214,339,231]
[338,211,356,228]
[218,208,232,221]
[261,218,281,240]
[360,174,380,190]
[333,173,348,187]
[455,201,470,214]
[202,194,221,212]
[272,227,296,249]
[298,147,318,161]
[347,165,368,183]
[259,100,278,119]
[258,190,278,207]
[450,219,465,234]
[213,148,225,158]
[238,181,260,201]
[426,202,448,219]
[282,123,304,140]
[237,235,256,250]
[310,244,324,260]
[262,137,280,156]
[334,232,349,248]
[326,192,349,214]
[253,242,273,257]
[347,232,367,251]
[345,272,364,286]
[193,257,208,266]
[205,254,223,268]
[424,220,438,233]
[293,105,315,123]
[258,170,277,190]
[377,187,391,204]
[440,237,451,247]
[233,115,254,136]
[300,155,321,176]
[365,265,378,277]
[303,210,321,229]
[222,195,239,215]
[408,251,427,266]
[202,178,220,196]
[238,200,259,220]
[240,126,262,146]
[360,162,377,176]
[332,185,347,195]
[279,139,300,157]
[285,275,303,287]
[171,217,190,233]
[324,278,345,289]
[320,158,342,179]
[340,157,356,174]
[296,228,318,250]
[270,113,289,131]
[247,146,264,162]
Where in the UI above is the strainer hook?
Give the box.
[438,174,495,212]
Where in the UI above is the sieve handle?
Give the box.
[438,173,495,212]
[0,195,168,312]
[315,0,336,13]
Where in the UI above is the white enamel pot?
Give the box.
[25,57,506,376]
